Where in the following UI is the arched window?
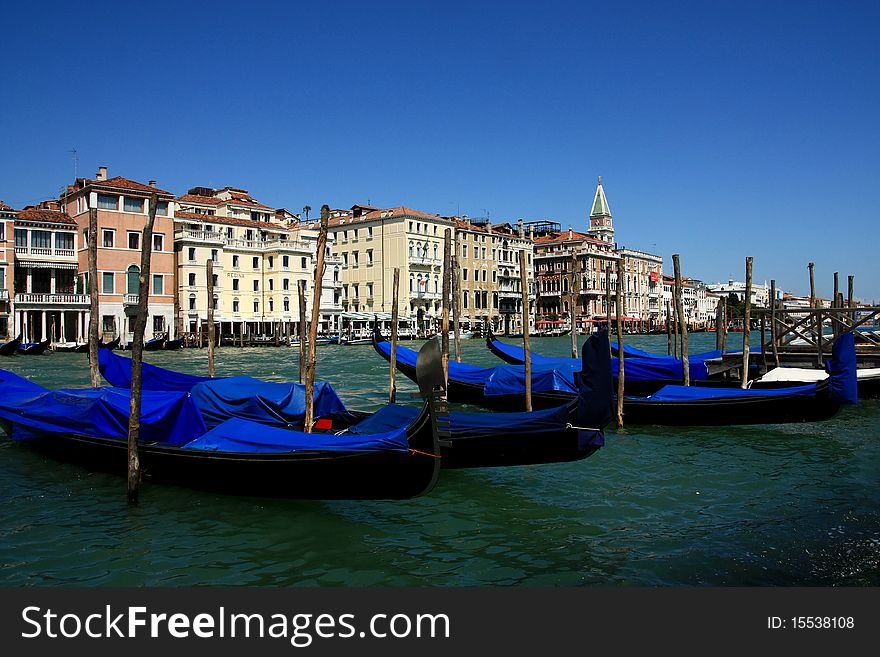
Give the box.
[410,274,415,292]
[127,265,140,295]
[408,241,413,257]
[463,290,469,309]
[433,243,439,260]
[233,298,240,313]
[268,298,274,312]
[283,297,290,312]
[212,296,218,310]
[188,294,196,311]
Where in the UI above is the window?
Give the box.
[232,278,239,291]
[102,316,115,332]
[123,197,143,213]
[14,229,26,247]
[283,256,289,268]
[232,255,239,268]
[368,226,373,238]
[342,230,347,242]
[126,265,140,295]
[367,283,373,298]
[188,273,196,286]
[353,284,359,298]
[434,244,438,260]
[283,298,290,312]
[301,257,307,269]
[253,280,259,292]
[353,251,359,266]
[283,278,289,291]
[226,227,233,239]
[55,233,74,250]
[101,230,115,247]
[153,234,164,252]
[482,269,487,282]
[233,299,240,313]
[269,298,274,312]
[188,247,196,261]
[102,272,115,293]
[353,229,358,240]
[268,256,274,269]
[97,194,117,210]
[463,291,469,308]
[31,230,51,249]
[128,232,140,250]
[342,253,348,266]
[156,201,168,216]
[211,249,219,263]
[253,257,259,269]
[253,300,259,313]
[462,245,467,258]
[245,230,254,241]
[152,274,164,295]
[189,295,196,311]
[153,316,165,332]
[269,279,274,291]
[463,269,468,281]
[367,249,373,265]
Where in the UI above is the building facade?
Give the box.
[0,201,14,339]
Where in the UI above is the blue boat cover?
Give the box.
[189,376,347,428]
[575,331,614,447]
[0,369,206,445]
[100,349,214,392]
[488,337,713,381]
[181,417,409,453]
[826,332,858,405]
[641,383,817,402]
[376,338,494,384]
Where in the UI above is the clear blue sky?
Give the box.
[2,1,877,300]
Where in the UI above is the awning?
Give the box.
[16,261,78,270]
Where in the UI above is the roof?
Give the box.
[89,176,173,196]
[0,200,13,212]
[177,194,223,206]
[175,210,286,231]
[532,229,600,245]
[16,208,76,225]
[310,206,454,229]
[590,176,612,217]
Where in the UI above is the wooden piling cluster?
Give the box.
[303,206,329,433]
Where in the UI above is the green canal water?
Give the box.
[1,333,877,586]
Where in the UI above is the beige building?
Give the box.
[175,187,342,339]
[452,217,535,335]
[320,205,455,333]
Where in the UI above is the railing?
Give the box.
[174,230,313,252]
[124,294,139,305]
[409,256,441,266]
[0,289,8,301]
[415,291,442,300]
[175,229,224,243]
[14,293,88,305]
[13,246,77,258]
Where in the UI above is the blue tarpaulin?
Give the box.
[100,349,214,392]
[827,332,858,405]
[189,376,348,428]
[641,383,817,402]
[181,417,410,453]
[0,369,206,445]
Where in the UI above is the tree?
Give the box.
[302,205,311,221]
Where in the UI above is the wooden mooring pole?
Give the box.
[666,300,673,356]
[770,279,780,368]
[520,249,532,412]
[672,254,689,386]
[207,259,215,377]
[714,298,723,351]
[126,192,158,504]
[297,280,307,383]
[303,206,329,433]
[615,258,625,427]
[389,267,400,404]
[441,229,452,384]
[87,208,100,387]
[721,297,728,354]
[570,251,578,358]
[452,241,462,363]
[741,256,752,388]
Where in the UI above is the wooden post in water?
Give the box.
[87,208,100,387]
[673,304,679,359]
[808,262,821,366]
[297,280,307,383]
[672,254,689,386]
[605,264,612,336]
[847,275,855,328]
[570,251,578,358]
[441,229,452,384]
[615,258,625,427]
[666,300,673,356]
[207,259,215,377]
[452,242,462,363]
[519,249,532,412]
[303,206,329,433]
[126,192,158,504]
[389,267,400,404]
[741,256,752,388]
[714,298,723,351]
[770,279,780,368]
[832,271,840,337]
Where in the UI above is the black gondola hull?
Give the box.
[0,337,21,356]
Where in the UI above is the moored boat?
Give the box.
[18,339,50,355]
[0,335,21,356]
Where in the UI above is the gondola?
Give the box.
[0,335,21,357]
[53,342,84,353]
[18,339,50,356]
[0,341,445,499]
[752,364,880,400]
[377,330,858,425]
[99,336,613,469]
[164,337,184,350]
[73,337,120,353]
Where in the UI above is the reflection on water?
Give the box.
[0,333,877,586]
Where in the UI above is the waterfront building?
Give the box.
[321,205,455,331]
[0,201,16,339]
[175,187,341,338]
[61,167,177,343]
[661,275,714,327]
[706,279,771,308]
[12,201,87,343]
[617,247,664,327]
[451,217,534,335]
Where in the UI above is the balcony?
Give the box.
[409,256,441,268]
[415,290,442,300]
[124,294,140,305]
[14,293,88,306]
[0,289,7,301]
[14,245,78,261]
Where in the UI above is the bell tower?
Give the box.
[587,176,614,243]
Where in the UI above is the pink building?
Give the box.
[63,167,177,342]
[0,201,14,339]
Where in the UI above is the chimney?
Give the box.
[96,166,107,181]
[568,226,573,239]
[517,218,524,238]
[148,180,157,188]
[528,225,534,240]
